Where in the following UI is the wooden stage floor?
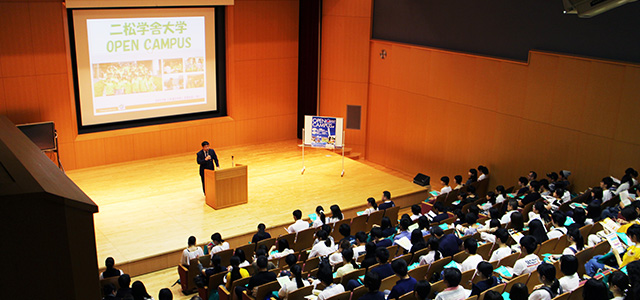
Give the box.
[66,140,428,272]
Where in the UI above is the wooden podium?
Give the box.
[205,164,248,209]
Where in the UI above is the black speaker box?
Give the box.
[413,173,430,186]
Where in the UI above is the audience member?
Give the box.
[460,238,483,273]
[116,274,132,299]
[608,271,628,300]
[103,283,117,300]
[225,256,249,290]
[528,263,562,300]
[489,228,512,262]
[558,255,579,292]
[471,261,501,296]
[413,280,431,300]
[181,236,203,266]
[582,278,609,300]
[509,283,528,300]
[312,206,327,228]
[327,205,344,223]
[387,259,417,299]
[434,268,470,300]
[278,264,309,300]
[158,288,172,300]
[131,281,153,300]
[431,226,462,257]
[359,272,385,300]
[378,191,395,210]
[511,236,541,277]
[101,257,124,279]
[317,262,345,300]
[287,209,309,233]
[251,223,271,244]
[309,230,336,258]
[209,233,230,254]
[364,197,378,216]
[371,247,394,279]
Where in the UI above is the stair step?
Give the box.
[347,152,361,160]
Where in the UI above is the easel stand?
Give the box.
[301,129,345,177]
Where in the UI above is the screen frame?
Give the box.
[68,6,227,134]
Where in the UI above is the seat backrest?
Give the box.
[256,237,277,251]
[478,283,506,300]
[460,269,475,289]
[574,247,594,277]
[294,228,316,252]
[504,273,529,294]
[384,206,401,227]
[330,219,350,241]
[398,291,414,300]
[553,291,571,300]
[325,290,351,300]
[477,242,493,261]
[216,248,235,267]
[408,264,430,281]
[253,280,280,300]
[537,238,559,256]
[592,241,611,256]
[230,277,252,300]
[526,270,542,292]
[303,256,320,272]
[350,214,368,234]
[380,275,398,292]
[453,251,470,264]
[287,285,314,300]
[340,268,366,286]
[187,258,200,291]
[199,255,212,268]
[235,243,256,259]
[351,285,367,300]
[567,284,584,300]
[498,252,520,268]
[411,248,429,264]
[279,232,297,252]
[427,280,447,299]
[367,210,385,230]
[208,271,228,291]
[393,253,412,264]
[386,245,399,258]
[99,277,120,296]
[424,256,452,282]
[578,224,593,245]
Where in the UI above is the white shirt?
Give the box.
[435,286,470,300]
[278,279,310,300]
[419,251,441,266]
[496,194,506,204]
[480,232,496,244]
[547,227,568,239]
[501,210,517,225]
[363,207,377,216]
[288,219,310,233]
[528,288,553,300]
[441,186,452,194]
[410,214,422,221]
[460,254,483,272]
[327,217,341,224]
[309,240,336,258]
[181,246,204,266]
[211,241,230,254]
[559,273,580,292]
[329,252,344,266]
[335,263,356,277]
[318,284,345,300]
[489,246,511,262]
[603,190,614,202]
[562,245,578,256]
[616,182,630,195]
[269,248,295,260]
[312,218,324,228]
[99,269,124,280]
[353,245,366,257]
[478,174,487,181]
[513,253,541,276]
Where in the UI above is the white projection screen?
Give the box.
[72,8,218,127]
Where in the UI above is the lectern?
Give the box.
[205,164,248,209]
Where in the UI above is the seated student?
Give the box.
[478,219,501,243]
[547,188,570,212]
[158,288,173,300]
[612,224,640,268]
[100,257,124,279]
[419,237,443,266]
[252,223,271,244]
[510,212,525,232]
[116,274,132,299]
[528,263,563,300]
[431,226,462,257]
[353,231,368,257]
[360,242,379,269]
[600,177,615,203]
[489,228,512,262]
[478,165,489,181]
[547,211,568,239]
[528,202,551,225]
[131,280,153,300]
[209,233,230,254]
[516,177,530,196]
[379,217,396,239]
[313,224,335,246]
[608,271,629,300]
[103,283,117,300]
[269,238,295,260]
[236,256,277,300]
[557,255,579,293]
[571,207,588,229]
[225,256,250,290]
[359,272,385,300]
[336,248,360,277]
[587,187,605,206]
[338,223,356,245]
[327,205,344,224]
[287,209,309,233]
[460,238,484,273]
[203,254,226,277]
[371,247,395,279]
[466,169,478,186]
[317,262,345,300]
[410,229,427,253]
[501,200,519,225]
[363,197,379,216]
[434,268,470,300]
[394,218,412,245]
[509,283,529,300]
[413,280,431,300]
[278,254,298,278]
[471,261,502,296]
[329,240,351,266]
[378,191,395,210]
[278,264,309,300]
[519,181,542,207]
[181,236,204,266]
[387,259,417,300]
[417,216,431,236]
[429,176,453,201]
[309,230,336,258]
[234,249,251,268]
[457,213,483,237]
[453,175,464,190]
[617,206,639,234]
[511,236,541,278]
[429,202,449,224]
[312,206,327,228]
[561,228,584,256]
[583,279,610,300]
[370,227,392,248]
[528,219,549,245]
[557,170,571,189]
[410,204,423,221]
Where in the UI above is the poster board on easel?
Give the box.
[301,115,345,176]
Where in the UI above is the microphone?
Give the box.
[231,155,234,167]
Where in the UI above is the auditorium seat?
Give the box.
[478,283,505,300]
[325,290,351,300]
[460,269,475,289]
[256,237,277,251]
[503,273,529,294]
[198,271,228,300]
[219,276,251,300]
[427,280,447,299]
[351,285,368,300]
[287,285,314,300]
[351,214,368,234]
[178,258,200,294]
[99,277,120,297]
[241,280,280,300]
[424,257,452,282]
[366,210,384,231]
[383,206,400,227]
[235,243,256,259]
[294,228,315,252]
[536,238,559,256]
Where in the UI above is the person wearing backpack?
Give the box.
[528,263,563,300]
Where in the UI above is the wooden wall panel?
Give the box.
[361,40,640,191]
[0,0,299,170]
[319,0,372,155]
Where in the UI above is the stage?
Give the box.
[66,140,429,275]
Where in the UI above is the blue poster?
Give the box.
[311,116,337,148]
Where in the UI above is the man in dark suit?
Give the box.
[197,141,219,194]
